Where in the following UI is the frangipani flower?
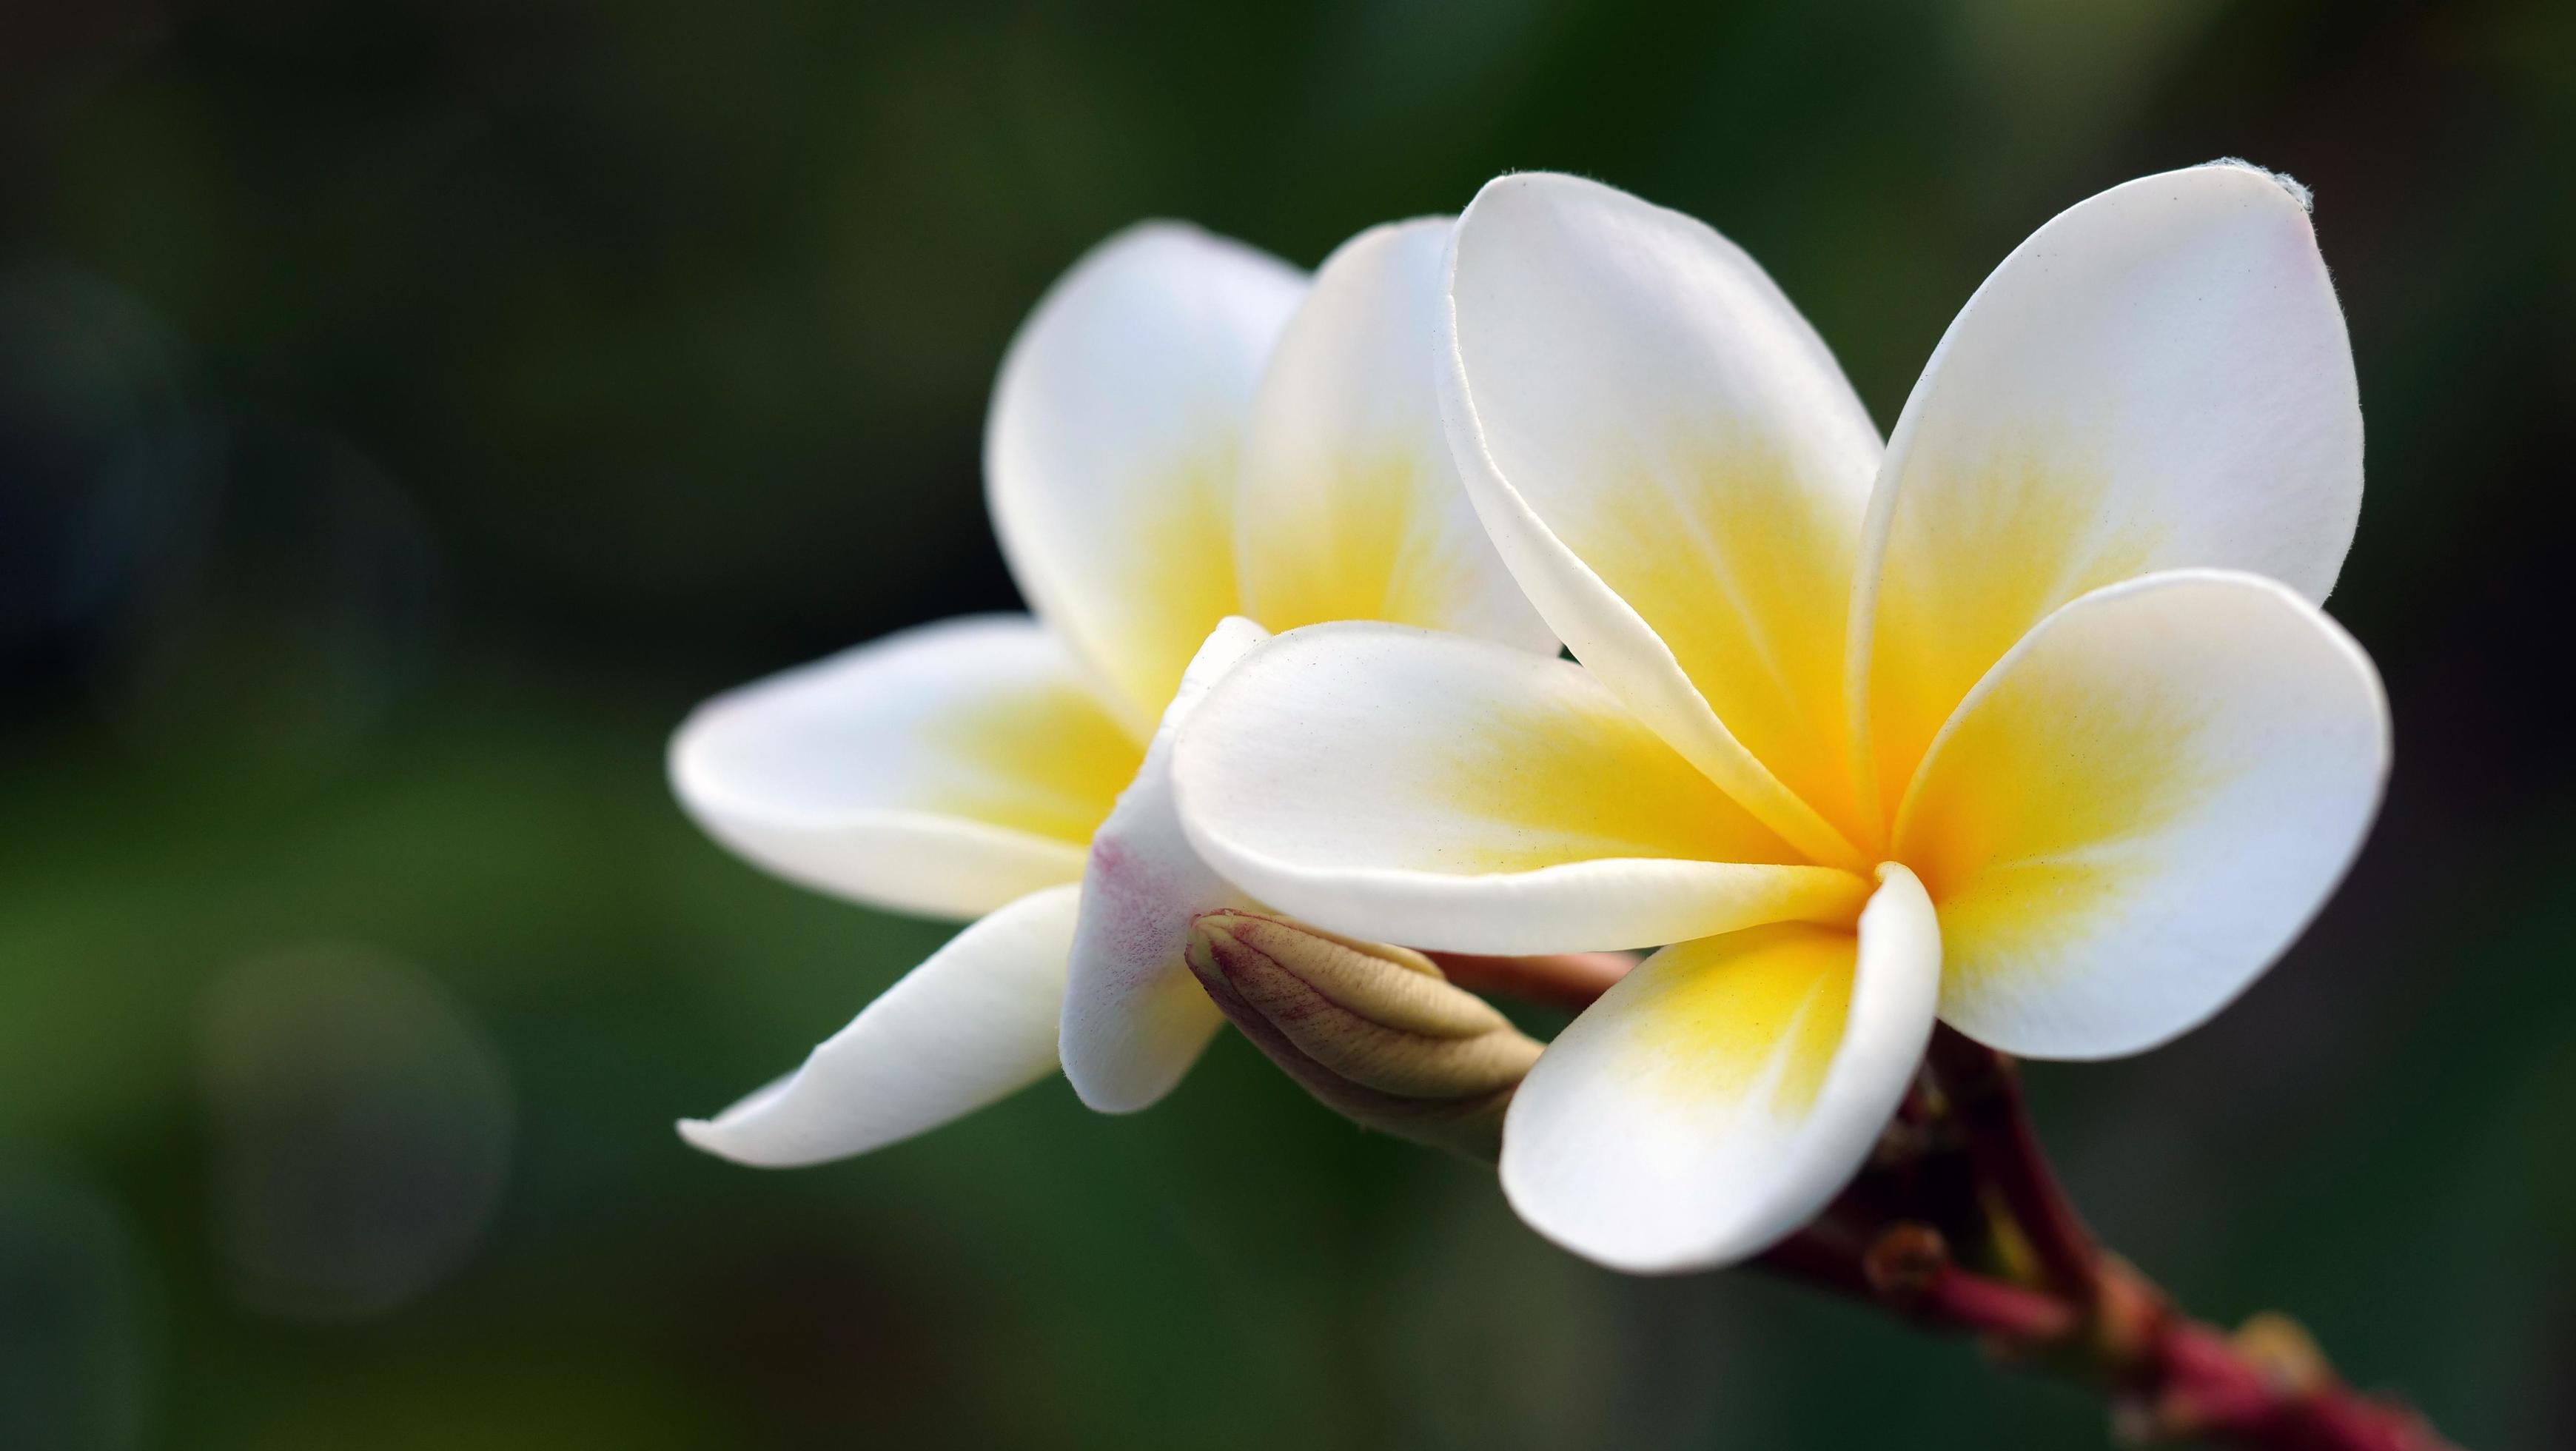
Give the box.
[670,218,1551,1165]
[1173,164,2387,1271]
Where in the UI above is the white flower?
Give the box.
[670,218,1551,1165]
[1172,164,2387,1271]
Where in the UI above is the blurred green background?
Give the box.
[4,0,2572,1446]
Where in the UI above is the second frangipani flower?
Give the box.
[669,218,1550,1165]
[1173,164,2387,1272]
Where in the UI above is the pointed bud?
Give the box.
[1184,911,1541,1160]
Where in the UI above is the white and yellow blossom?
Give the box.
[669,218,1551,1165]
[1173,164,2387,1270]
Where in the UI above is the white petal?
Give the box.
[1893,569,2387,1059]
[670,616,1141,919]
[1440,172,1882,866]
[678,884,1081,1166]
[1059,617,1270,1113]
[986,222,1307,732]
[1852,161,2364,817]
[1235,217,1554,654]
[1501,865,1941,1273]
[1172,623,1871,956]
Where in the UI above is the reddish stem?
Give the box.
[1425,949,1637,1015]
[1925,1025,2102,1304]
[1446,953,2456,1450]
[1835,1230,2452,1450]
[1751,1224,1875,1299]
[1859,1222,2082,1341]
[2115,1284,2454,1450]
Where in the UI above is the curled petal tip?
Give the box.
[2201,155,2313,210]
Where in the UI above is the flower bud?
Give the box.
[1184,911,1541,1160]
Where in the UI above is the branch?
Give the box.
[1861,1222,2081,1341]
[1924,1025,2102,1304]
[1839,1226,2453,1451]
[1355,947,2459,1450]
[1423,949,1637,1015]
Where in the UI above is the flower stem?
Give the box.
[1463,954,2458,1451]
[1423,949,1637,1015]
[1857,1221,2083,1341]
[1836,1223,2454,1451]
[1922,1025,2102,1304]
